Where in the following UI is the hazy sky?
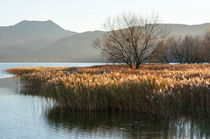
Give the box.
[0,0,210,32]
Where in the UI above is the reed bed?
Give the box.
[5,67,68,75]
[6,64,210,118]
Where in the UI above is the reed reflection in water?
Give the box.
[17,76,210,139]
[46,107,210,139]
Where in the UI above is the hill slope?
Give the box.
[0,20,77,50]
[32,31,105,62]
[162,23,210,36]
[0,22,210,62]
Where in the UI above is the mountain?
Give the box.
[0,22,210,62]
[0,20,77,50]
[161,23,210,36]
[31,31,105,62]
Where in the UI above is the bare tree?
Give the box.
[167,35,205,64]
[148,40,172,63]
[93,13,168,69]
[190,36,204,63]
[166,36,185,64]
[202,29,210,62]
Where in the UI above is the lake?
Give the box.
[0,63,209,139]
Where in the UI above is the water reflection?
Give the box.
[46,108,210,139]
[3,63,209,138]
[18,78,210,139]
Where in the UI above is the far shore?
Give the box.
[6,64,210,119]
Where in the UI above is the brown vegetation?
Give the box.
[6,67,68,75]
[6,64,210,118]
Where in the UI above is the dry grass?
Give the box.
[5,67,68,75]
[6,64,210,118]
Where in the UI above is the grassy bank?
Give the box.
[6,64,210,118]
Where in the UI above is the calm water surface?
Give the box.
[0,63,209,139]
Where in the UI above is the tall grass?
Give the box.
[6,64,210,118]
[5,67,68,75]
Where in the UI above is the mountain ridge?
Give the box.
[0,20,210,62]
[0,20,78,50]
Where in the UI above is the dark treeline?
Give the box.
[149,29,210,64]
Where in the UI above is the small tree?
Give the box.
[148,40,172,64]
[93,13,168,69]
[202,29,210,62]
[166,36,185,64]
[168,35,205,64]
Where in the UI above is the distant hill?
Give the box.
[0,21,210,62]
[32,31,105,62]
[161,23,210,36]
[0,20,77,50]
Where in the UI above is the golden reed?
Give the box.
[6,64,210,118]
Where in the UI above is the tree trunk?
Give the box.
[135,63,140,69]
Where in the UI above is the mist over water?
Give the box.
[0,63,209,139]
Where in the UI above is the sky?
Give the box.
[0,0,210,32]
